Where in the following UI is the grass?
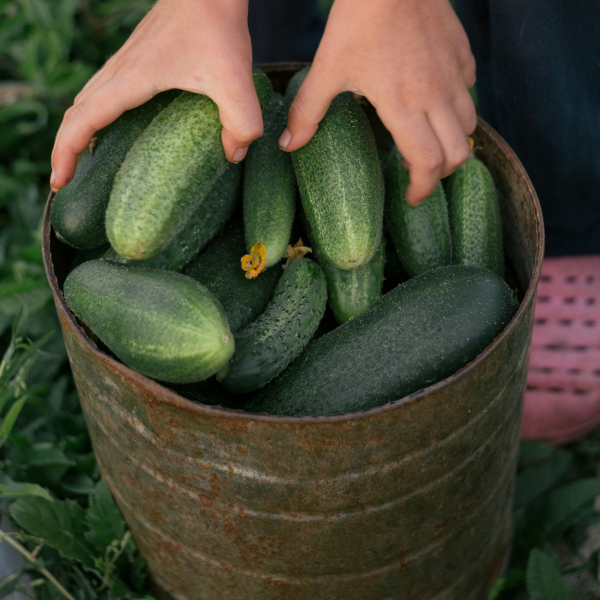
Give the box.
[0,0,598,597]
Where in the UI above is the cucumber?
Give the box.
[243,93,296,268]
[384,146,452,277]
[447,156,504,277]
[248,265,518,416]
[184,220,281,333]
[106,68,273,261]
[51,90,180,250]
[322,240,385,324]
[285,67,384,270]
[218,258,327,393]
[301,208,384,324]
[103,163,243,271]
[63,260,234,384]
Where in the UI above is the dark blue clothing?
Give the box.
[455,1,600,255]
[249,0,325,63]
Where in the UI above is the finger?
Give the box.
[428,108,471,179]
[214,70,265,163]
[51,79,153,191]
[74,64,112,106]
[380,110,444,207]
[453,88,478,136]
[279,67,341,152]
[462,54,477,90]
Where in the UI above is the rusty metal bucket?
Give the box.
[42,64,544,600]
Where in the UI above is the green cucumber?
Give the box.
[301,209,384,324]
[243,92,296,267]
[321,240,385,324]
[63,260,234,383]
[447,156,504,277]
[218,258,327,393]
[285,67,384,270]
[184,220,281,333]
[103,163,243,271]
[106,68,273,261]
[51,90,180,250]
[248,265,518,416]
[384,146,452,277]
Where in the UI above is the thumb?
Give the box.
[279,69,340,152]
[215,71,264,163]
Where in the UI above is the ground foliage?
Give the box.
[0,0,599,598]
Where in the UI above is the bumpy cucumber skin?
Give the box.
[385,146,452,277]
[184,220,281,334]
[301,208,384,324]
[63,260,234,384]
[447,156,504,277]
[248,265,519,416]
[219,258,327,393]
[103,163,243,271]
[321,239,385,324]
[243,93,296,267]
[285,68,384,270]
[51,90,180,250]
[106,69,272,261]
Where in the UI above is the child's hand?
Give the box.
[279,0,477,206]
[50,0,260,192]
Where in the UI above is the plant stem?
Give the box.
[0,527,77,600]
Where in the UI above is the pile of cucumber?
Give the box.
[53,67,518,417]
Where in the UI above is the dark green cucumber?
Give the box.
[285,67,384,270]
[321,240,385,324]
[385,146,452,277]
[447,156,504,277]
[218,258,327,393]
[63,260,234,383]
[301,208,384,324]
[248,265,518,416]
[106,68,272,261]
[184,219,281,333]
[103,163,243,271]
[51,90,180,249]
[243,93,296,267]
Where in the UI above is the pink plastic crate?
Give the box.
[522,256,600,444]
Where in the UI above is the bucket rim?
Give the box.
[42,75,544,425]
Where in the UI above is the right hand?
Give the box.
[50,0,261,192]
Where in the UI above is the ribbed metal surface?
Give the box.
[42,64,544,600]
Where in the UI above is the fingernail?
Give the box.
[278,129,292,150]
[50,169,56,186]
[232,147,248,163]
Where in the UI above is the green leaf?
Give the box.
[0,394,29,447]
[543,479,600,539]
[0,329,53,393]
[10,496,95,567]
[86,480,125,551]
[62,471,94,495]
[0,278,52,336]
[526,548,573,600]
[518,441,556,466]
[0,571,25,597]
[488,568,526,600]
[514,451,574,510]
[0,480,51,500]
